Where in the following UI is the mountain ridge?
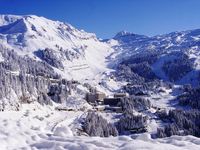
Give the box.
[1,14,200,85]
[1,14,200,111]
[0,14,115,81]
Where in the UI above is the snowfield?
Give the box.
[0,14,115,81]
[1,14,200,150]
[0,104,200,150]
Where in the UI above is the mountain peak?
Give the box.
[114,31,132,37]
[114,30,148,40]
[0,18,28,34]
[0,14,97,44]
[0,14,113,81]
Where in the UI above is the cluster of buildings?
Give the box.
[56,91,128,112]
[85,91,127,113]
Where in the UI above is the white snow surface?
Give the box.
[0,103,200,150]
[1,14,200,150]
[0,52,3,62]
[152,54,177,81]
[0,14,115,81]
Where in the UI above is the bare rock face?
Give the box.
[83,112,118,137]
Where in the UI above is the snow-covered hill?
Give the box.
[110,29,200,86]
[1,15,200,86]
[2,14,200,150]
[1,14,200,110]
[0,14,114,81]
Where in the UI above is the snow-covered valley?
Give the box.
[1,14,200,150]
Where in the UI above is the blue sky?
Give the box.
[0,0,200,38]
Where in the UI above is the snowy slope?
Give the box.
[0,14,114,81]
[1,14,200,84]
[1,14,200,150]
[0,103,199,150]
[111,29,200,85]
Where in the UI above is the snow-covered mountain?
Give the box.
[0,14,117,111]
[2,14,200,150]
[1,14,200,86]
[111,29,200,86]
[0,14,114,81]
[1,14,200,110]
